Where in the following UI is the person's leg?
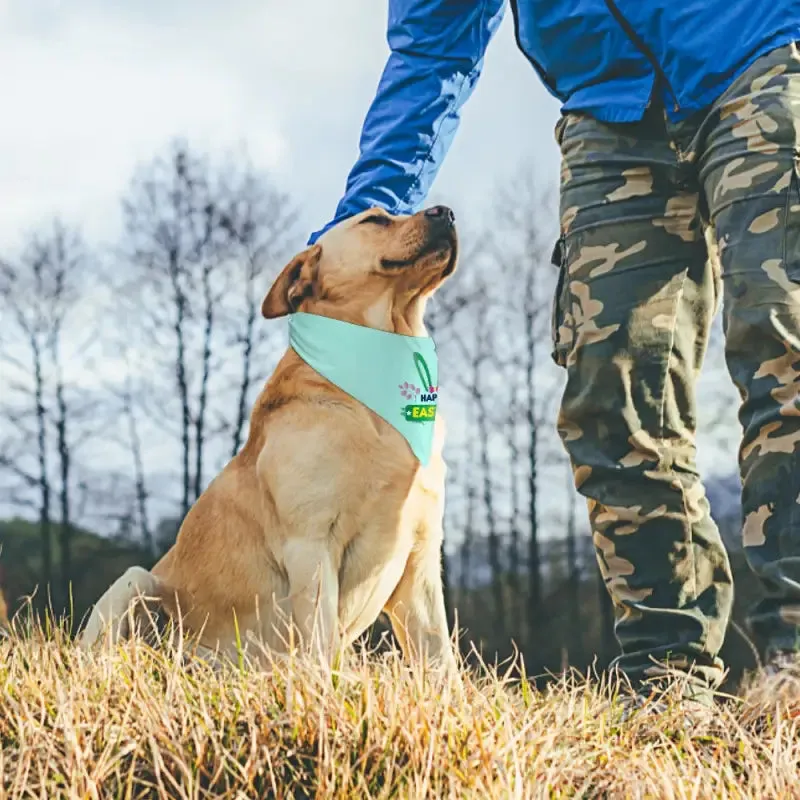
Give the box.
[700,42,800,661]
[553,108,734,692]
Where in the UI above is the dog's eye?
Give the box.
[360,214,391,227]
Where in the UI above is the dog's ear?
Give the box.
[261,244,322,319]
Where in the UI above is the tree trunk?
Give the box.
[231,271,257,458]
[474,372,505,641]
[32,336,52,610]
[524,270,541,651]
[54,369,71,614]
[123,376,154,557]
[506,380,522,627]
[460,483,477,618]
[194,262,214,501]
[168,251,192,520]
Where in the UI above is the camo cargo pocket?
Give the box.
[784,152,800,281]
[550,235,570,368]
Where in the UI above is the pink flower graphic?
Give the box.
[399,383,422,400]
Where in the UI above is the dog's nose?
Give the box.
[424,205,455,225]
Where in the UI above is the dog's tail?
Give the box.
[78,566,173,650]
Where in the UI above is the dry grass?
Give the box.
[1,623,800,799]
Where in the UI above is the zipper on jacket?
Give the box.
[603,0,681,113]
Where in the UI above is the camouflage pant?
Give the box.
[553,42,800,689]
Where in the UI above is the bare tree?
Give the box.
[470,305,506,639]
[459,479,478,610]
[116,139,298,539]
[522,250,544,647]
[0,220,91,608]
[421,250,485,626]
[194,239,218,501]
[42,224,89,608]
[485,172,560,651]
[219,167,298,457]
[1,248,53,603]
[120,142,224,518]
[505,376,523,625]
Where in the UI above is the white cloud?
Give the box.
[0,0,562,249]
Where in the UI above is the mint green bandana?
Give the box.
[288,311,439,465]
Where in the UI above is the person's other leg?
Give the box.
[701,42,800,661]
[553,108,734,692]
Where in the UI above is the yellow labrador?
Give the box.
[80,205,459,674]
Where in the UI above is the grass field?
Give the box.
[1,625,799,799]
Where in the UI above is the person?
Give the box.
[308,1,800,709]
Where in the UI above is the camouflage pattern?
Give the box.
[552,42,800,690]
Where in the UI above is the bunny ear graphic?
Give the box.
[413,352,433,394]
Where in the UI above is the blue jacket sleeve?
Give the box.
[308,0,506,244]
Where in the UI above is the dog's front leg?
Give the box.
[384,538,457,677]
[282,540,340,667]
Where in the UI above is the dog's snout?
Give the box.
[424,205,455,225]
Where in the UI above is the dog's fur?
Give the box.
[79,206,459,673]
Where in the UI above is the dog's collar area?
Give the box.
[289,311,432,342]
[288,312,439,465]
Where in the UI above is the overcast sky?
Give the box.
[0,0,562,250]
[0,0,741,529]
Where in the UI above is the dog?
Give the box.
[79,204,459,675]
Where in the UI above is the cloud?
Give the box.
[0,0,570,526]
[0,0,562,249]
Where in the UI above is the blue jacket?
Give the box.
[309,0,800,243]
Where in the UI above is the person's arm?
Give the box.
[308,0,506,244]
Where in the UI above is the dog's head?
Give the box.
[261,205,458,333]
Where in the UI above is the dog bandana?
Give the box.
[288,311,439,466]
